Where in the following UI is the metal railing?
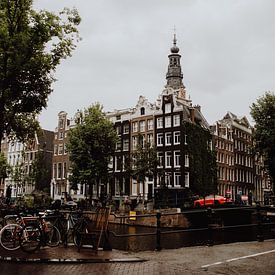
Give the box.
[109,206,275,251]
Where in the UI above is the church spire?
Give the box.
[166,32,185,90]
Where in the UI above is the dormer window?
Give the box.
[140,107,145,115]
[165,103,171,114]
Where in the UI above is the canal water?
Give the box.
[108,207,273,251]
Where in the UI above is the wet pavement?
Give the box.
[0,240,275,274]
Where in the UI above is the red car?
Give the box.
[194,195,232,207]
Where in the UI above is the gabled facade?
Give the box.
[211,112,271,204]
[2,130,54,199]
[106,35,213,207]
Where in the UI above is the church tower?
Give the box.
[166,34,185,91]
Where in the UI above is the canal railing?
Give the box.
[109,205,275,251]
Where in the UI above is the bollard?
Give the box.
[156,211,162,251]
[256,205,264,242]
[207,207,214,246]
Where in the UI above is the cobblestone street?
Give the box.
[0,240,275,274]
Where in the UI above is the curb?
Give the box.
[0,255,147,264]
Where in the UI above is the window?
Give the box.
[165,151,172,167]
[139,135,145,148]
[123,139,129,151]
[132,136,137,150]
[174,131,180,144]
[57,163,62,179]
[185,154,189,167]
[165,116,171,128]
[53,163,57,179]
[157,152,164,167]
[64,144,67,154]
[132,122,138,132]
[58,144,63,155]
[184,134,187,145]
[173,115,180,127]
[63,162,67,179]
[116,115,121,120]
[123,124,129,134]
[147,119,153,130]
[115,156,122,172]
[115,177,120,196]
[165,103,171,113]
[116,125,121,135]
[174,172,181,187]
[165,132,172,146]
[174,151,180,167]
[157,133,164,146]
[59,132,64,139]
[139,120,145,132]
[116,141,121,151]
[59,119,65,129]
[157,117,163,129]
[147,134,153,146]
[165,172,172,187]
[185,172,190,188]
[140,107,145,115]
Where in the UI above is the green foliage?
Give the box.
[250,91,275,187]
[0,152,10,180]
[183,122,217,197]
[29,151,51,192]
[0,0,81,143]
[67,103,118,197]
[126,138,158,203]
[129,139,158,183]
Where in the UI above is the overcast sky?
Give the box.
[34,0,275,131]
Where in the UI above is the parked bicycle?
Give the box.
[0,211,34,251]
[19,211,61,253]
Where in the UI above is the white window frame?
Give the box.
[174,172,181,187]
[157,152,164,168]
[157,133,164,146]
[147,119,154,131]
[174,151,180,167]
[157,117,163,129]
[165,172,172,187]
[174,131,180,145]
[139,120,145,132]
[173,114,180,127]
[185,172,190,188]
[185,154,189,167]
[132,122,138,133]
[132,136,137,150]
[123,139,129,151]
[165,116,171,128]
[165,151,172,168]
[165,103,171,114]
[165,132,172,146]
[123,124,129,134]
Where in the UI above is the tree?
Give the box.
[183,122,217,197]
[0,152,10,185]
[250,91,275,189]
[28,151,51,192]
[0,0,81,146]
[67,103,118,202]
[10,163,24,198]
[127,137,158,204]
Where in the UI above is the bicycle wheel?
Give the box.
[0,224,22,251]
[19,224,42,253]
[73,222,89,247]
[46,225,61,247]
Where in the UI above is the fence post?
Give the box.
[207,207,214,246]
[156,211,162,251]
[256,204,264,242]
